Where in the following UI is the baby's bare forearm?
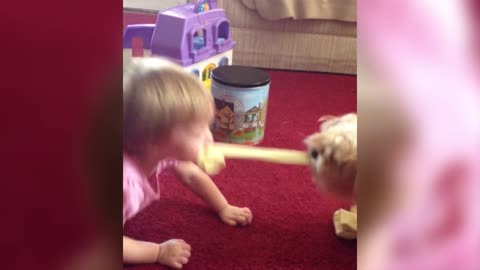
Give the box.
[123,236,159,264]
[190,171,229,213]
[175,162,228,213]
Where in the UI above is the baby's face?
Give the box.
[168,111,214,162]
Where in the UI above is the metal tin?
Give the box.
[211,66,271,145]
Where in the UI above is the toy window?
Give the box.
[218,57,228,66]
[191,69,200,78]
[217,21,229,44]
[193,29,206,50]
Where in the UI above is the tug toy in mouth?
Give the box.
[197,143,310,175]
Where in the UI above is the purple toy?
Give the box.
[123,0,236,90]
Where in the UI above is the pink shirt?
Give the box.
[123,154,177,226]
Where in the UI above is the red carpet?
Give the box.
[123,68,357,269]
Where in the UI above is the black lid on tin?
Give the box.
[212,66,271,88]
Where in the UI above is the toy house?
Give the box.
[123,0,236,90]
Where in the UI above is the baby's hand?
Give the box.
[157,239,191,269]
[218,204,252,226]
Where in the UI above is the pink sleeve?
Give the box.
[123,184,128,226]
[123,174,145,226]
[123,175,134,227]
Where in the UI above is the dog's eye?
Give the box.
[310,150,319,159]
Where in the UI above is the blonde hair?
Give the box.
[123,58,212,156]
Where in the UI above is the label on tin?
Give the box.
[211,81,270,145]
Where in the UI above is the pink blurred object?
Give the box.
[359,0,480,270]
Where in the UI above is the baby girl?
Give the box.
[123,58,252,268]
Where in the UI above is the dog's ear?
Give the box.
[303,133,315,147]
[318,115,337,123]
[318,115,340,131]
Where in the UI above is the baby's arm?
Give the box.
[123,236,191,268]
[123,236,159,264]
[174,161,252,226]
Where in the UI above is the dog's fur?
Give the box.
[304,113,357,199]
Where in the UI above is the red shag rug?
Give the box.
[123,65,357,269]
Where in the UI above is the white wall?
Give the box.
[123,0,187,11]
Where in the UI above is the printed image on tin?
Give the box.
[212,88,269,145]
